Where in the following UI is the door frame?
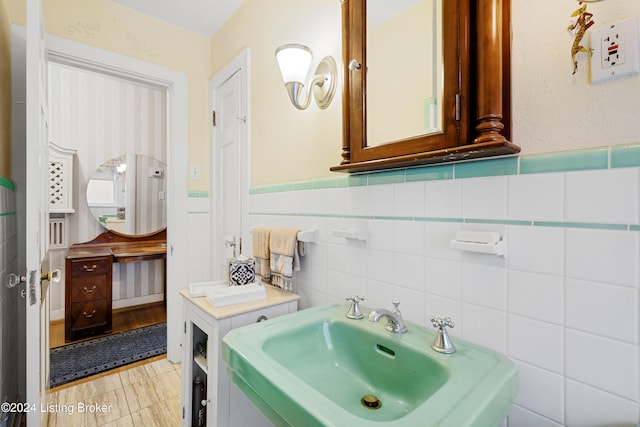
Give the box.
[209,48,251,280]
[46,35,188,362]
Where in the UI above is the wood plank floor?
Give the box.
[50,302,167,349]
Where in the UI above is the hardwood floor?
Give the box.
[50,302,167,349]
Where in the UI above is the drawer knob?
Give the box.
[83,264,97,272]
[83,285,97,294]
[82,310,97,318]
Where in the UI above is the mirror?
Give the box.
[87,154,167,235]
[332,0,520,173]
[366,0,443,146]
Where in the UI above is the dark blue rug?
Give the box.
[50,322,167,388]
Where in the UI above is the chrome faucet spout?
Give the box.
[368,301,407,333]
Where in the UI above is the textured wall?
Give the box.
[511,0,640,154]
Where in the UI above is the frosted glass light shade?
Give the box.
[275,44,313,84]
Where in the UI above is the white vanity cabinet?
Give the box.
[180,286,299,427]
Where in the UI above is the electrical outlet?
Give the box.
[591,17,640,83]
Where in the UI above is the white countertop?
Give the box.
[180,284,300,320]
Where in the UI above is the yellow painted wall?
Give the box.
[212,0,640,186]
[6,0,640,187]
[9,0,211,191]
[0,0,11,178]
[210,0,342,186]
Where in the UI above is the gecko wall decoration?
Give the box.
[568,1,595,75]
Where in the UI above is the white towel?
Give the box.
[269,228,300,291]
[252,227,271,283]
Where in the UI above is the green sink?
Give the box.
[222,304,518,427]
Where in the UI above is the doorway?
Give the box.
[46,34,188,362]
[47,63,168,333]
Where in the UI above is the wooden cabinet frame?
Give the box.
[331,0,520,173]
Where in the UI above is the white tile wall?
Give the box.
[248,166,640,426]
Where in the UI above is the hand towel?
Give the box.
[269,227,300,291]
[252,227,271,283]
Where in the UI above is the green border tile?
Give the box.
[455,157,518,179]
[292,180,314,191]
[611,145,640,169]
[534,221,627,231]
[520,149,608,174]
[465,218,531,226]
[368,169,405,185]
[249,146,640,208]
[312,177,340,189]
[187,191,209,198]
[0,176,15,191]
[406,164,454,181]
[339,175,368,188]
[415,217,463,223]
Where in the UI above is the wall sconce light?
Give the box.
[275,43,337,110]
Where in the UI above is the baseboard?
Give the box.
[51,309,65,322]
[112,294,164,310]
[112,299,164,314]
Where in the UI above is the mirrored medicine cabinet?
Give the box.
[331,0,520,173]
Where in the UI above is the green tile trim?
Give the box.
[188,191,210,198]
[534,221,628,231]
[250,185,275,194]
[455,157,518,179]
[466,218,532,226]
[292,180,314,191]
[415,217,464,223]
[312,177,340,189]
[368,169,406,185]
[250,146,638,195]
[250,212,640,233]
[375,215,413,221]
[406,164,454,182]
[520,149,608,174]
[611,144,640,169]
[0,176,15,191]
[339,175,368,187]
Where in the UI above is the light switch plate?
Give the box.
[590,16,640,83]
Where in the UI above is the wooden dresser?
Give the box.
[65,228,166,342]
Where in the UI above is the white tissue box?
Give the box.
[188,280,227,297]
[205,283,266,307]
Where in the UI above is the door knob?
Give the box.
[40,269,61,283]
[6,273,26,288]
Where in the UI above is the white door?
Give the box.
[25,0,53,424]
[211,52,249,280]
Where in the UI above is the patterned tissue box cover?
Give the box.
[229,259,256,286]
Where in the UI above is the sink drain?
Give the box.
[361,395,382,410]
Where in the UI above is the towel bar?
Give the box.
[249,226,318,244]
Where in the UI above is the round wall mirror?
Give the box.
[86,154,167,235]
